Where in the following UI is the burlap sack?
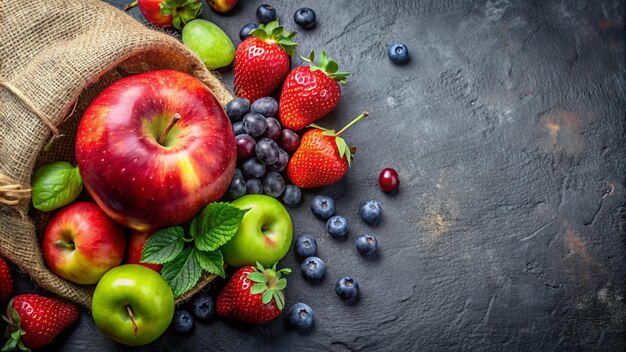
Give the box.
[0,0,233,308]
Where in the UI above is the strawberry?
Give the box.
[279,51,350,131]
[216,262,291,324]
[0,257,12,309]
[2,294,79,351]
[287,112,368,188]
[234,20,298,102]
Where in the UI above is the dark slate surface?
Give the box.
[8,0,626,351]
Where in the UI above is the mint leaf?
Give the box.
[194,250,225,278]
[141,227,185,264]
[32,162,83,212]
[192,202,246,252]
[161,247,202,297]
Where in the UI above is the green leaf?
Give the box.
[141,227,185,264]
[250,283,267,295]
[32,162,83,212]
[194,249,225,278]
[336,137,348,159]
[308,123,330,131]
[322,130,336,136]
[247,272,266,283]
[273,291,285,310]
[256,261,265,273]
[192,203,246,252]
[16,340,29,352]
[161,248,202,297]
[276,278,287,290]
[261,290,273,304]
[325,59,339,74]
[1,338,18,352]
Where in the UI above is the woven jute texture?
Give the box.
[0,0,232,308]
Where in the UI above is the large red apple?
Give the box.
[124,231,162,273]
[76,70,236,231]
[43,202,126,285]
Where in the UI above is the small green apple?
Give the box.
[92,264,174,346]
[221,194,293,267]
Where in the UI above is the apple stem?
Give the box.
[123,1,138,11]
[158,113,181,146]
[126,305,138,336]
[336,112,369,137]
[54,239,75,250]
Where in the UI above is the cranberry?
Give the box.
[379,168,399,193]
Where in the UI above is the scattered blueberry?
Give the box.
[192,294,214,322]
[263,171,286,198]
[242,113,267,137]
[245,178,263,194]
[239,23,258,41]
[255,138,280,165]
[251,97,279,117]
[271,148,289,172]
[359,200,382,225]
[387,43,410,65]
[234,168,243,179]
[172,310,194,333]
[310,195,336,220]
[326,215,349,239]
[335,277,359,303]
[288,302,314,330]
[355,234,378,256]
[301,256,326,282]
[225,98,250,122]
[242,157,266,178]
[261,117,282,140]
[294,8,316,29]
[282,185,301,206]
[226,176,246,199]
[235,134,256,159]
[232,121,245,136]
[256,4,277,24]
[279,129,300,152]
[294,235,317,259]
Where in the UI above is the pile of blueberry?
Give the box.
[171,293,214,333]
[224,96,302,206]
[240,4,317,41]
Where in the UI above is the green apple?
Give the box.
[92,264,174,346]
[221,194,293,267]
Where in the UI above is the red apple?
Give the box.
[207,0,237,12]
[125,231,162,273]
[76,70,236,232]
[43,202,126,285]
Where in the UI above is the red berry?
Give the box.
[379,168,399,193]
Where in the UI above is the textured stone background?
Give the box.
[11,0,625,351]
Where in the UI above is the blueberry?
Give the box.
[172,310,193,333]
[271,149,289,172]
[326,215,349,239]
[288,302,314,330]
[242,113,267,137]
[239,23,258,41]
[225,98,250,122]
[232,121,245,136]
[242,158,266,178]
[282,185,301,206]
[335,277,359,303]
[192,294,214,322]
[255,138,280,165]
[226,176,246,199]
[359,200,382,225]
[234,168,243,179]
[236,134,256,159]
[294,235,317,259]
[310,195,336,220]
[261,117,282,140]
[294,8,316,29]
[256,4,277,24]
[387,43,410,65]
[301,256,325,282]
[263,171,285,197]
[279,129,300,152]
[251,97,279,117]
[246,178,263,194]
[355,234,378,255]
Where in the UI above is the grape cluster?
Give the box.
[224,97,302,206]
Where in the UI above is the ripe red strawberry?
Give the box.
[0,256,12,308]
[287,112,368,188]
[216,262,291,324]
[234,20,298,102]
[279,51,350,131]
[2,294,79,351]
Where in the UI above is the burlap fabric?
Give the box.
[0,0,233,308]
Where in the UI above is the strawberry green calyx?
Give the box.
[2,299,29,352]
[301,51,351,84]
[246,262,291,310]
[160,0,202,30]
[249,20,298,57]
[309,111,369,167]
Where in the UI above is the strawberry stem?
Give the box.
[336,112,368,137]
[126,305,138,336]
[158,113,181,146]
